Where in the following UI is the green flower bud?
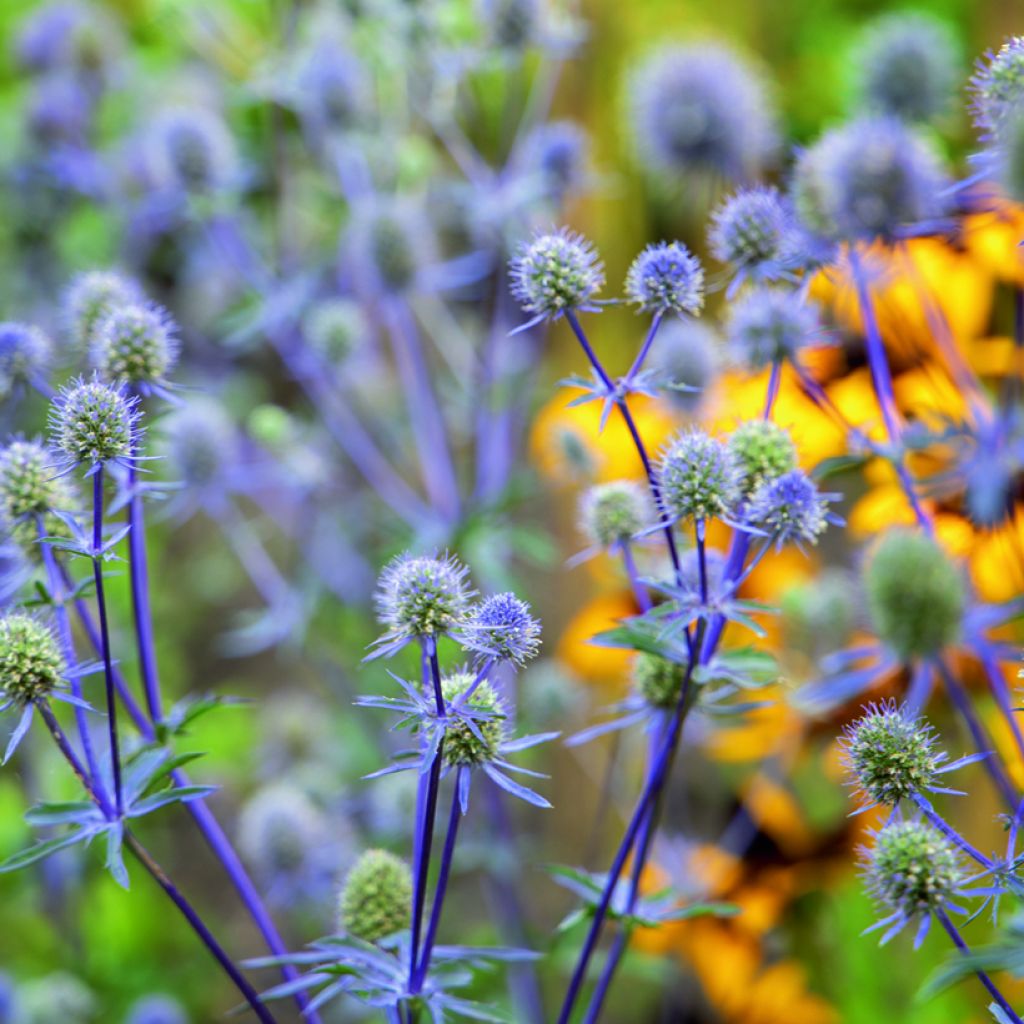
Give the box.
[578,481,650,548]
[864,820,962,916]
[441,673,505,766]
[633,653,686,709]
[339,849,412,942]
[728,420,797,498]
[0,613,65,705]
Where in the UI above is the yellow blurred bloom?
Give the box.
[742,774,816,858]
[969,507,1024,604]
[963,201,1024,288]
[556,591,637,684]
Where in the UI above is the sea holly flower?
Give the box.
[727,421,797,499]
[481,0,540,51]
[517,120,590,203]
[658,429,742,525]
[0,322,52,400]
[49,375,141,472]
[144,107,238,196]
[124,994,188,1024]
[509,228,604,327]
[63,270,144,353]
[302,298,367,367]
[624,242,704,317]
[458,592,542,666]
[743,469,836,550]
[971,37,1024,139]
[339,849,413,944]
[725,286,824,371]
[0,438,78,557]
[708,186,793,293]
[91,302,179,394]
[577,481,651,551]
[647,319,720,412]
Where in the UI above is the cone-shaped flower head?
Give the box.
[0,323,51,400]
[726,287,822,370]
[863,820,962,917]
[633,653,687,709]
[339,849,412,943]
[64,270,143,353]
[971,37,1024,138]
[146,107,237,195]
[302,299,367,366]
[659,430,741,523]
[624,242,704,316]
[728,421,798,498]
[578,480,650,548]
[441,673,505,766]
[461,593,541,665]
[91,303,179,386]
[50,376,139,466]
[709,186,789,275]
[510,228,603,321]
[745,469,831,547]
[0,613,64,706]
[374,553,473,646]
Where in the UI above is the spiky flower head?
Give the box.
[296,43,365,133]
[659,430,741,523]
[480,0,539,50]
[162,397,237,491]
[971,37,1024,138]
[50,376,139,466]
[578,480,650,548]
[146,107,237,195]
[993,109,1024,204]
[864,529,964,662]
[0,439,77,554]
[745,469,830,547]
[125,994,188,1024]
[728,421,798,498]
[792,117,946,243]
[520,120,589,200]
[625,242,704,317]
[0,613,64,706]
[461,592,541,665]
[339,849,412,943]
[510,229,604,321]
[302,298,367,365]
[64,270,143,353]
[708,186,789,275]
[852,13,959,123]
[630,44,776,182]
[0,323,51,400]
[863,820,962,917]
[360,206,423,295]
[91,303,179,387]
[633,653,686,709]
[842,702,939,807]
[726,286,822,370]
[441,673,505,766]
[781,570,856,657]
[237,783,325,877]
[375,553,473,644]
[650,319,720,412]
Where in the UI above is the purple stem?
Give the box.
[127,465,163,724]
[91,466,123,815]
[37,700,112,818]
[619,542,651,612]
[763,360,782,419]
[981,651,1024,770]
[624,313,664,384]
[911,794,993,869]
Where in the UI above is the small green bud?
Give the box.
[0,613,65,705]
[633,653,686,709]
[339,849,413,942]
[728,421,797,498]
[864,820,961,916]
[303,299,366,365]
[441,673,505,766]
[578,481,650,548]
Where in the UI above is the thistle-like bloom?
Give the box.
[145,107,238,195]
[0,438,77,554]
[992,110,1024,203]
[971,37,1024,138]
[441,674,506,766]
[578,480,650,549]
[125,994,189,1024]
[371,553,474,657]
[509,229,604,323]
[460,592,542,665]
[649,319,721,412]
[0,613,65,707]
[744,469,833,548]
[708,186,790,287]
[0,323,52,400]
[480,0,540,50]
[64,270,143,353]
[91,303,179,390]
[659,430,741,524]
[780,570,856,658]
[295,42,366,135]
[339,849,412,943]
[49,375,140,467]
[629,44,776,182]
[862,820,963,942]
[792,117,947,242]
[302,298,367,366]
[633,653,687,710]
[518,120,590,201]
[863,528,964,663]
[728,420,798,499]
[852,13,959,123]
[360,207,424,295]
[726,286,823,371]
[162,397,238,497]
[624,242,704,317]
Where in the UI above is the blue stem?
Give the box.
[912,794,994,869]
[619,541,651,612]
[126,464,163,724]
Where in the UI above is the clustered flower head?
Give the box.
[49,376,140,466]
[792,117,947,242]
[633,653,686,709]
[162,398,237,492]
[0,439,76,553]
[650,319,720,411]
[624,242,704,317]
[146,107,237,195]
[781,570,856,657]
[992,109,1024,203]
[481,0,540,51]
[841,702,939,807]
[745,469,831,547]
[726,286,822,370]
[461,592,542,665]
[520,120,589,200]
[852,13,959,123]
[0,322,51,400]
[302,298,366,366]
[440,674,506,766]
[708,186,789,279]
[91,303,179,387]
[659,430,741,523]
[863,528,964,662]
[361,206,423,295]
[863,820,962,920]
[0,613,65,706]
[630,43,777,182]
[237,783,326,879]
[296,42,365,134]
[339,849,413,943]
[510,229,604,322]
[578,480,650,549]
[728,420,798,498]
[64,270,143,353]
[971,37,1024,138]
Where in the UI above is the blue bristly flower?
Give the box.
[124,994,189,1024]
[629,44,777,182]
[160,397,240,517]
[63,270,144,354]
[509,228,604,327]
[458,592,542,666]
[481,0,541,51]
[726,286,824,371]
[792,116,948,243]
[708,186,793,293]
[658,429,742,525]
[517,120,590,202]
[0,322,52,400]
[648,319,720,412]
[852,13,959,124]
[48,374,142,472]
[90,302,180,394]
[743,469,837,550]
[294,42,367,137]
[970,37,1024,140]
[145,107,238,196]
[624,242,704,317]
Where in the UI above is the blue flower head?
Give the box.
[0,612,65,707]
[480,0,539,50]
[296,42,366,134]
[302,298,367,366]
[509,228,604,322]
[630,44,777,182]
[146,107,237,195]
[27,74,93,147]
[726,287,822,370]
[0,323,51,400]
[461,592,542,665]
[15,0,120,81]
[792,117,947,242]
[519,120,590,201]
[852,13,959,123]
[162,397,237,494]
[578,480,651,548]
[649,319,720,412]
[992,109,1024,203]
[0,438,77,555]
[64,270,144,353]
[441,673,507,766]
[708,186,790,286]
[971,37,1024,138]
[625,242,704,317]
[125,994,188,1024]
[91,302,179,389]
[659,430,741,524]
[728,420,798,498]
[349,201,433,296]
[338,848,412,943]
[745,469,831,548]
[49,375,141,467]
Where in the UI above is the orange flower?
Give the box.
[556,591,637,685]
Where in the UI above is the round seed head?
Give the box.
[728,420,798,498]
[64,270,144,353]
[578,481,650,548]
[863,820,962,916]
[162,397,237,491]
[339,849,412,942]
[625,242,704,317]
[0,322,52,400]
[146,107,237,195]
[50,377,139,465]
[302,298,367,365]
[633,653,686,709]
[480,0,539,50]
[375,553,473,640]
[971,37,1024,138]
[462,592,541,665]
[780,570,856,656]
[510,229,604,321]
[0,439,77,554]
[441,673,505,766]
[842,701,939,806]
[726,287,822,370]
[744,469,830,546]
[0,613,64,705]
[238,783,326,877]
[863,529,964,662]
[708,186,789,272]
[649,319,720,412]
[91,303,179,385]
[659,430,741,523]
[297,43,366,133]
[519,120,589,200]
[364,208,421,294]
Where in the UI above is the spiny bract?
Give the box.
[441,674,505,766]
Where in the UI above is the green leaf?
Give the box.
[0,828,92,872]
